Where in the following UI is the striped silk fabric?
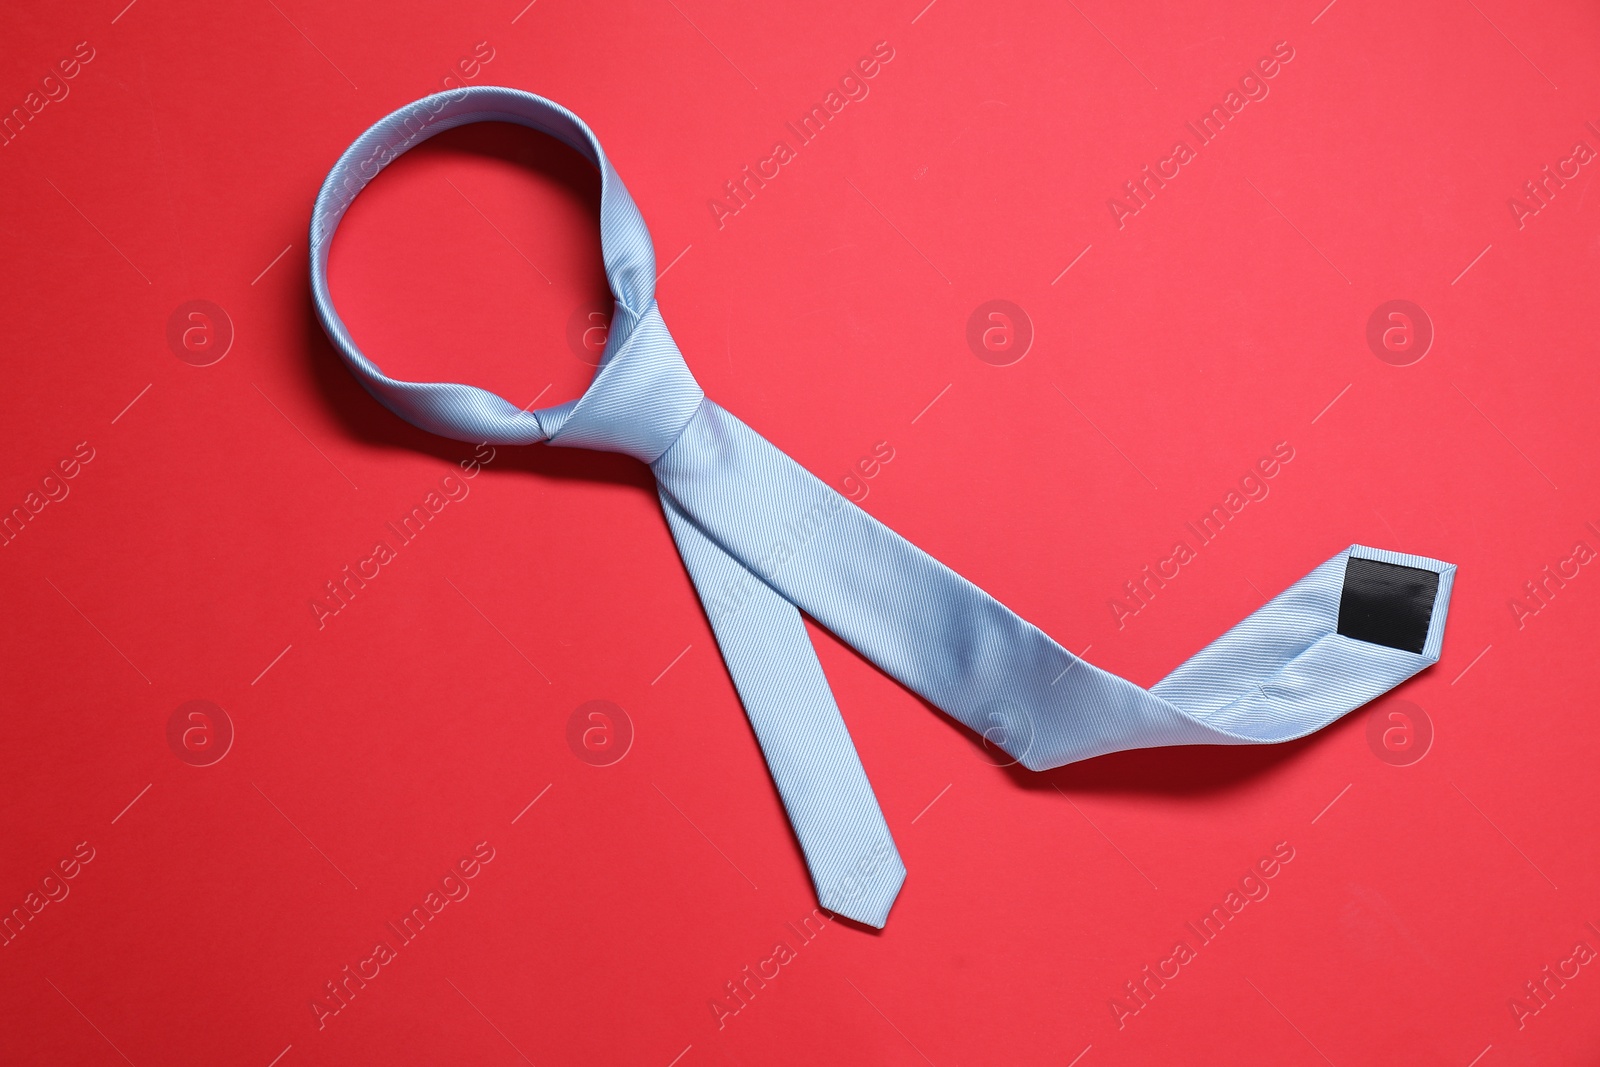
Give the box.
[310,87,1456,928]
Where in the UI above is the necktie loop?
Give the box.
[309,85,686,455]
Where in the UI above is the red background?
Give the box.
[2,0,1597,1063]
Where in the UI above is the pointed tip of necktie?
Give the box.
[819,856,908,929]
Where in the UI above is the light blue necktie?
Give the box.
[310,87,1457,928]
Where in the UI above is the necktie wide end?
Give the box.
[1139,544,1456,750]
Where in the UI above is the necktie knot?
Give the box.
[541,300,705,463]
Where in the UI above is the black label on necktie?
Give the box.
[1336,557,1439,654]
